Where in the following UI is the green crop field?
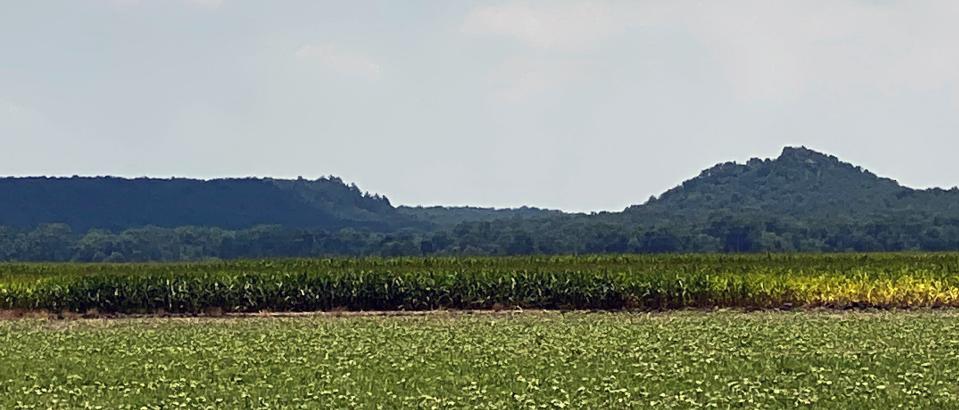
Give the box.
[2,311,959,409]
[4,255,959,408]
[3,254,959,313]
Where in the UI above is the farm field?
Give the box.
[4,254,959,313]
[2,311,959,409]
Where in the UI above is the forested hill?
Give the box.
[626,146,959,223]
[4,146,959,261]
[0,176,420,232]
[437,146,959,254]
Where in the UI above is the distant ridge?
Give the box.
[0,176,564,232]
[3,146,959,257]
[0,176,414,231]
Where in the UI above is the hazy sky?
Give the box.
[2,1,959,211]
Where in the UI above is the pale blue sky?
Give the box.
[2,0,959,211]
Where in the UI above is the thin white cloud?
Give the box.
[461,2,626,52]
[110,0,142,7]
[0,99,43,124]
[295,44,383,80]
[462,2,630,102]
[464,0,959,101]
[1,99,22,116]
[488,57,590,103]
[183,0,223,10]
[663,0,959,100]
[109,0,224,10]
[0,98,49,135]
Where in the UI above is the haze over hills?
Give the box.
[2,146,959,261]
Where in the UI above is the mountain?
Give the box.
[0,176,421,232]
[626,146,958,223]
[599,146,959,251]
[4,146,959,261]
[434,145,959,254]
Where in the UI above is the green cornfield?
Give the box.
[3,254,959,313]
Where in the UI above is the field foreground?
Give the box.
[2,311,959,409]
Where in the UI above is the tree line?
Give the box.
[3,213,959,262]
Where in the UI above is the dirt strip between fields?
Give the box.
[3,306,959,321]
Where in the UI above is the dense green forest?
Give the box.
[0,176,417,231]
[2,147,959,261]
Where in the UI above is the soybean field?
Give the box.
[3,311,959,409]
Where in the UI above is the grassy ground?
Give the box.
[2,311,959,409]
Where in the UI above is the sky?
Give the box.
[2,1,959,212]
